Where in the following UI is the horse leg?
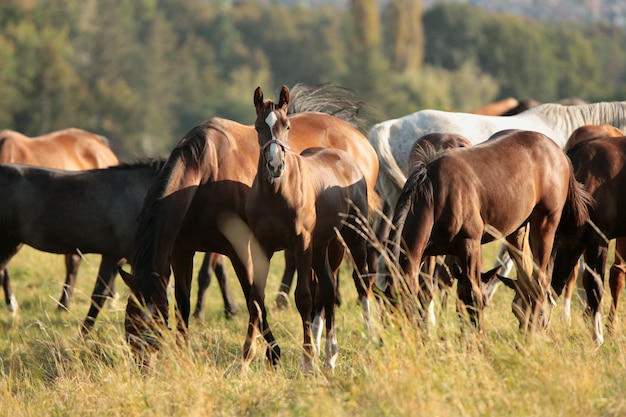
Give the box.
[485,242,515,302]
[419,256,437,328]
[340,220,374,331]
[527,218,561,333]
[81,255,123,334]
[584,243,608,345]
[608,238,626,331]
[456,240,484,332]
[212,253,238,319]
[192,252,211,319]
[0,242,23,315]
[562,258,581,325]
[171,248,194,344]
[313,246,338,369]
[242,243,280,368]
[275,250,297,309]
[58,253,81,311]
[293,245,315,372]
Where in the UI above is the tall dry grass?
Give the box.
[1,242,625,417]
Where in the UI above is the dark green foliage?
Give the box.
[0,0,625,160]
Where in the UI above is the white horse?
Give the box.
[368,101,626,330]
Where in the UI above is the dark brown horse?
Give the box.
[377,129,591,332]
[551,127,626,344]
[0,161,163,331]
[244,85,371,371]
[560,124,625,322]
[119,88,381,369]
[0,128,119,314]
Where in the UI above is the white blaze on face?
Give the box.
[264,111,282,172]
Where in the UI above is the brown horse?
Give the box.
[0,128,119,313]
[244,85,371,371]
[560,124,625,322]
[119,88,381,369]
[551,127,626,344]
[377,129,591,332]
[406,133,473,325]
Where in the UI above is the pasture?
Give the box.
[1,243,626,416]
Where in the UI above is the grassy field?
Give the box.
[1,243,625,417]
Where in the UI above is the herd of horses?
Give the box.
[3,86,626,372]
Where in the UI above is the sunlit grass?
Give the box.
[0,243,625,416]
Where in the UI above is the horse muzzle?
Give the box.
[265,160,285,181]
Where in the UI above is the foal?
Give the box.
[244,86,371,371]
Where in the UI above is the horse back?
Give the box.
[0,128,118,169]
[567,136,626,235]
[564,124,625,152]
[429,130,571,239]
[289,112,380,210]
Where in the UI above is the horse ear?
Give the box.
[119,266,138,290]
[481,265,503,284]
[450,262,462,279]
[278,85,290,110]
[498,275,517,290]
[253,86,264,114]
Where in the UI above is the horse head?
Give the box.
[253,85,291,182]
[119,266,169,371]
[498,274,556,332]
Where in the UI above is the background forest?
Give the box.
[1,0,626,160]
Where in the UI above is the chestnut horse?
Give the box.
[243,86,372,371]
[377,129,591,332]
[405,132,473,325]
[119,88,380,369]
[551,126,626,344]
[0,128,119,313]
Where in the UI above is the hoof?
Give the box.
[266,343,281,367]
[275,292,290,309]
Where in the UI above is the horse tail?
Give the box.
[559,162,594,235]
[387,162,433,263]
[131,122,209,288]
[367,122,408,207]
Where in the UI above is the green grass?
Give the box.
[1,243,625,416]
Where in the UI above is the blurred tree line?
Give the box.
[0,0,625,159]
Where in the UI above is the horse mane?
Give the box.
[287,83,374,132]
[131,122,209,290]
[528,102,626,135]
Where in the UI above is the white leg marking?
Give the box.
[361,297,372,331]
[427,299,436,327]
[593,312,604,346]
[312,312,323,356]
[8,294,18,315]
[562,296,572,325]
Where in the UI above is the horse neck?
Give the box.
[258,149,303,197]
[132,153,205,282]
